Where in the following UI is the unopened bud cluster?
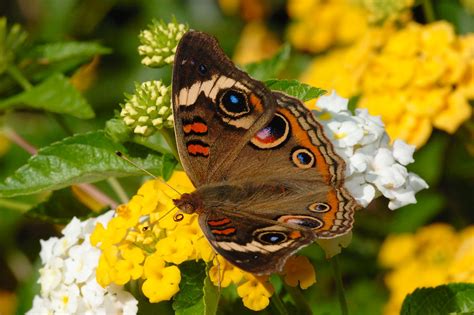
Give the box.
[120,81,173,136]
[138,19,188,68]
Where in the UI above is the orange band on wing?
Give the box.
[278,107,331,183]
[208,218,231,227]
[319,189,340,231]
[249,93,264,113]
[183,122,208,135]
[211,228,236,235]
[187,141,210,157]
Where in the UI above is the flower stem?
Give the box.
[331,256,349,315]
[283,283,312,315]
[270,292,289,315]
[106,177,129,203]
[421,0,436,23]
[159,127,180,162]
[0,198,31,212]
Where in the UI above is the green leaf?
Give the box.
[203,266,219,315]
[434,0,474,35]
[25,41,111,64]
[389,191,446,233]
[265,79,326,101]
[0,73,95,119]
[173,261,207,315]
[242,44,291,80]
[409,133,448,186]
[0,130,177,197]
[25,188,106,224]
[15,260,41,315]
[401,283,474,315]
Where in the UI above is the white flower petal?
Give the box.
[316,90,348,112]
[393,140,415,165]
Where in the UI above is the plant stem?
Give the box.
[421,0,436,23]
[4,128,37,154]
[77,183,118,209]
[159,127,180,162]
[283,283,313,315]
[331,256,349,315]
[270,292,289,315]
[0,198,31,212]
[106,177,129,203]
[7,65,32,90]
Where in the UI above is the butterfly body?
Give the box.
[172,30,359,275]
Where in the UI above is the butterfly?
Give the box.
[171,30,360,275]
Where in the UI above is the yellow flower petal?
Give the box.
[237,275,274,311]
[433,89,472,133]
[282,255,316,289]
[378,234,416,268]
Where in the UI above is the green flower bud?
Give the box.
[0,17,28,75]
[120,81,173,136]
[138,19,188,68]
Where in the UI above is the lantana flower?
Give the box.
[138,19,188,68]
[302,21,473,147]
[315,91,428,209]
[379,224,474,315]
[120,80,173,136]
[27,211,138,315]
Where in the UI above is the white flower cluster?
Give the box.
[27,211,138,315]
[315,91,428,210]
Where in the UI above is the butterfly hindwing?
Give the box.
[198,210,315,275]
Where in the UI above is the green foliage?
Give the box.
[265,79,326,101]
[0,73,95,118]
[408,133,448,186]
[401,283,474,315]
[25,188,107,224]
[25,41,111,64]
[243,44,291,80]
[434,0,474,34]
[173,261,218,315]
[389,191,445,233]
[0,131,176,197]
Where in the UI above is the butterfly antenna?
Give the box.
[115,151,182,196]
[156,206,177,222]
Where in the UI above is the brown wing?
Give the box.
[172,30,276,187]
[198,209,315,275]
[197,92,360,239]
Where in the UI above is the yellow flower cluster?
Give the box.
[287,0,368,53]
[302,21,474,147]
[378,224,474,315]
[91,171,317,311]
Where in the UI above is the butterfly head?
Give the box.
[173,192,204,215]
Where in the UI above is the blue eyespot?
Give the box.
[257,231,287,244]
[291,147,315,169]
[229,94,239,104]
[198,64,207,75]
[220,89,249,116]
[297,152,311,164]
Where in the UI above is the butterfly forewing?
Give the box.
[172,30,277,186]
